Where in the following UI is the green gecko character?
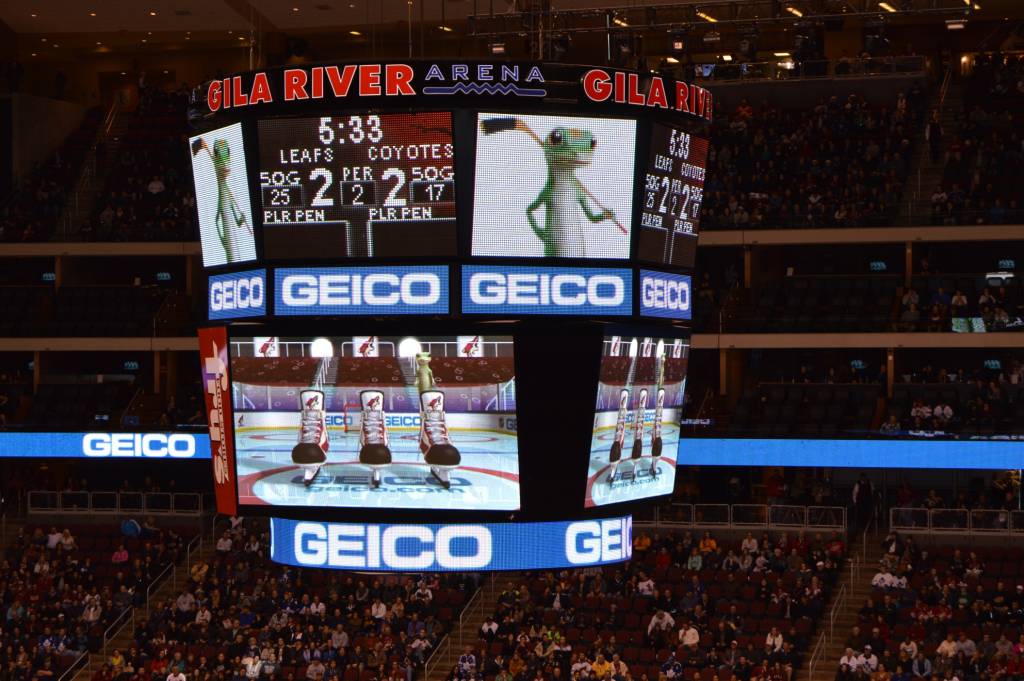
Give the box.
[191,137,251,263]
[415,352,435,394]
[480,117,626,257]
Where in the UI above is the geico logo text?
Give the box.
[468,273,625,307]
[210,276,264,311]
[281,273,441,307]
[83,433,197,458]
[294,523,492,570]
[326,414,420,428]
[641,275,690,311]
[565,517,633,564]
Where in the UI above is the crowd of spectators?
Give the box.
[447,529,845,681]
[894,278,1023,333]
[930,53,1024,226]
[83,86,195,242]
[701,89,923,230]
[836,530,1024,681]
[883,358,1024,436]
[0,109,100,242]
[119,518,466,681]
[1,520,188,681]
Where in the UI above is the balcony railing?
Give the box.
[890,506,1022,534]
[647,503,846,530]
[28,490,203,516]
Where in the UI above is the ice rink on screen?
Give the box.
[235,414,520,511]
[472,112,635,259]
[585,416,681,508]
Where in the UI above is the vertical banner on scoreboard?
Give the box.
[199,327,238,515]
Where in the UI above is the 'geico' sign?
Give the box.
[83,433,197,458]
[639,270,691,320]
[270,515,634,571]
[293,522,493,570]
[209,270,266,320]
[565,517,633,564]
[462,265,632,316]
[275,266,449,315]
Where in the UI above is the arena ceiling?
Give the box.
[2,0,1020,55]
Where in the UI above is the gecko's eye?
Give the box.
[549,130,563,145]
[590,138,597,149]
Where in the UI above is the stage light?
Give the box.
[310,339,334,358]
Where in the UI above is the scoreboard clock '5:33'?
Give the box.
[257,112,457,260]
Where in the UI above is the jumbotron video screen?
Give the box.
[587,334,689,508]
[229,334,519,511]
[190,122,258,267]
[472,113,636,259]
[257,112,457,259]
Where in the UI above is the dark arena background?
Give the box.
[0,2,1022,681]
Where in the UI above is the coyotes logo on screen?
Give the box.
[199,327,238,515]
[354,336,378,357]
[255,336,278,357]
[458,335,483,357]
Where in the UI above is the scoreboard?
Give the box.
[638,124,710,267]
[258,113,457,259]
[191,61,712,539]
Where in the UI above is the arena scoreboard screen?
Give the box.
[192,62,710,556]
[258,113,457,259]
[637,124,710,267]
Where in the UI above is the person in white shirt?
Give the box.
[936,634,958,658]
[636,572,656,596]
[766,627,784,652]
[82,598,103,624]
[409,632,432,664]
[370,598,387,621]
[195,605,212,626]
[176,590,195,613]
[679,624,700,648]
[166,672,186,681]
[47,528,62,550]
[839,649,860,671]
[899,638,918,658]
[58,529,76,550]
[570,654,592,677]
[412,583,433,605]
[308,596,326,617]
[215,532,233,553]
[933,403,953,425]
[872,569,898,589]
[859,646,878,672]
[647,610,675,646]
[741,532,758,554]
[480,618,499,638]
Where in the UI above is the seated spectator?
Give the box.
[933,401,953,425]
[880,414,901,434]
[111,543,129,564]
